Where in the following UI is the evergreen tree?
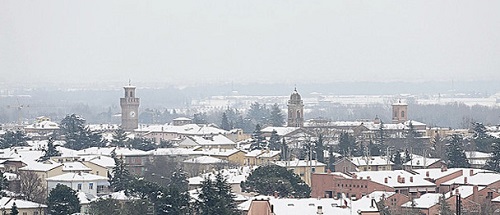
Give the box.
[327,145,336,171]
[0,131,28,149]
[111,128,128,147]
[241,165,310,198]
[403,149,412,163]
[445,134,470,168]
[268,130,281,150]
[269,103,284,126]
[128,137,156,151]
[192,113,207,124]
[89,198,121,215]
[438,194,453,215]
[368,140,382,156]
[220,113,231,130]
[61,114,105,150]
[196,173,238,215]
[10,202,18,215]
[109,152,132,192]
[392,150,403,170]
[315,134,325,163]
[250,124,265,150]
[0,171,8,193]
[471,122,497,152]
[378,121,386,145]
[376,199,391,215]
[47,184,81,215]
[280,138,289,161]
[247,102,268,125]
[337,132,356,157]
[38,136,61,162]
[485,142,500,172]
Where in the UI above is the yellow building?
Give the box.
[273,160,326,186]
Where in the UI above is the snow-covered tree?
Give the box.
[445,134,470,168]
[38,136,61,162]
[241,165,310,198]
[485,142,500,172]
[47,184,80,215]
[196,173,238,215]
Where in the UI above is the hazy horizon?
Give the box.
[2,1,500,85]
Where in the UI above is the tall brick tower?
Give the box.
[287,88,304,127]
[120,84,140,131]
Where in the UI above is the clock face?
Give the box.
[129,111,136,117]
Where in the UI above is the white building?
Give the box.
[46,172,110,197]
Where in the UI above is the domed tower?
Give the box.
[120,84,140,131]
[392,99,408,124]
[287,88,304,127]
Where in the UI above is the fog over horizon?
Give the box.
[2,1,500,86]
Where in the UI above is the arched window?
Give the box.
[297,110,301,118]
[394,111,398,118]
[129,91,133,97]
[401,111,405,118]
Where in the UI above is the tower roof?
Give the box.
[289,88,301,101]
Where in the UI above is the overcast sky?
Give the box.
[1,1,499,86]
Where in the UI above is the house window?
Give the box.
[78,184,82,190]
[312,167,316,173]
[89,183,94,190]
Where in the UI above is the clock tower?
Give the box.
[120,84,140,131]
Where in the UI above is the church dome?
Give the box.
[290,88,301,101]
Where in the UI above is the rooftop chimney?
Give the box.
[464,177,468,184]
[426,171,430,177]
[384,177,388,183]
[470,169,474,176]
[410,176,413,183]
[317,206,323,215]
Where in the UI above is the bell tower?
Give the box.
[287,88,304,127]
[392,100,408,124]
[120,84,140,131]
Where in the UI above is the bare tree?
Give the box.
[19,171,47,203]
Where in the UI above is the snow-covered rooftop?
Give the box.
[401,193,441,209]
[0,197,47,209]
[350,156,394,166]
[355,170,435,188]
[183,156,227,164]
[46,172,109,182]
[274,159,326,167]
[261,126,301,136]
[62,162,92,172]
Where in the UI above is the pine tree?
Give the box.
[315,134,325,163]
[485,142,500,172]
[196,173,239,215]
[269,103,284,126]
[268,130,281,150]
[89,198,121,215]
[109,152,132,192]
[280,138,289,161]
[220,113,231,130]
[242,165,311,198]
[0,131,28,149]
[338,132,356,157]
[112,128,128,147]
[438,194,453,215]
[250,124,265,150]
[327,145,336,171]
[392,150,403,170]
[47,184,81,215]
[445,134,470,168]
[38,136,61,162]
[10,202,18,215]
